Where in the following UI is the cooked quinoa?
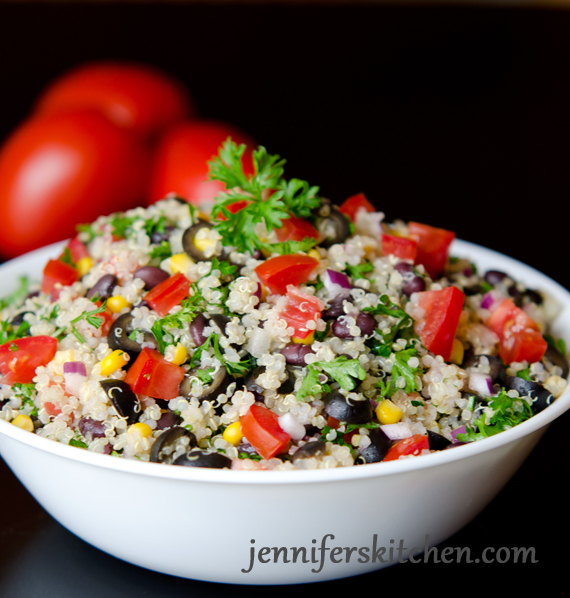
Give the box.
[1,142,568,470]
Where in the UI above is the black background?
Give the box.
[0,3,569,596]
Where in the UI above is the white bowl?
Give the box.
[0,239,569,585]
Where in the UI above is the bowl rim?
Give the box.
[1,238,569,486]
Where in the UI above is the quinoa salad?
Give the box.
[1,140,568,471]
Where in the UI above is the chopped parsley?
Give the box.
[110,214,137,239]
[209,139,321,254]
[0,276,30,311]
[345,261,374,281]
[13,383,38,418]
[365,294,415,355]
[297,356,366,400]
[263,237,317,256]
[189,332,251,377]
[545,334,567,356]
[59,247,75,267]
[149,241,172,261]
[69,302,107,344]
[0,319,30,345]
[69,438,88,449]
[456,388,533,442]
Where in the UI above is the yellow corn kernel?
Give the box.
[107,295,132,313]
[450,338,464,365]
[307,249,320,261]
[292,331,314,345]
[76,256,93,277]
[375,399,403,425]
[170,343,188,365]
[197,211,210,222]
[12,414,34,432]
[223,421,243,446]
[171,253,194,274]
[100,350,130,376]
[128,422,153,438]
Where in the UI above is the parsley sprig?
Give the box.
[70,302,107,344]
[297,356,366,400]
[208,139,321,254]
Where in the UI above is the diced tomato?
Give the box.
[66,236,90,263]
[326,416,340,429]
[383,434,429,462]
[279,286,323,339]
[240,404,291,460]
[275,215,319,243]
[144,272,190,317]
[381,233,417,261]
[487,299,547,364]
[416,286,465,361]
[41,259,79,296]
[255,254,319,296]
[124,348,185,400]
[408,222,455,279]
[44,402,62,417]
[339,192,375,222]
[0,336,58,384]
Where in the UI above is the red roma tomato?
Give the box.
[41,259,79,296]
[0,110,149,259]
[148,119,255,207]
[408,222,455,279]
[339,192,375,222]
[35,61,195,142]
[383,434,429,462]
[255,255,319,296]
[275,215,319,243]
[240,404,291,460]
[0,336,58,385]
[144,272,190,317]
[279,287,324,339]
[124,348,185,400]
[381,233,417,261]
[487,299,547,364]
[416,286,465,361]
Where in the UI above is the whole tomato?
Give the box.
[34,61,195,142]
[147,119,255,208]
[0,110,149,259]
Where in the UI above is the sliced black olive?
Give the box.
[427,430,451,451]
[150,426,197,464]
[210,314,230,336]
[182,221,215,262]
[316,206,351,248]
[504,376,555,413]
[358,428,392,463]
[173,449,232,469]
[179,366,231,410]
[292,440,326,463]
[278,368,295,395]
[323,391,373,424]
[107,312,157,355]
[462,354,506,386]
[100,379,141,425]
[86,274,118,301]
[543,344,569,378]
[244,366,266,401]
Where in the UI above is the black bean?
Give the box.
[190,313,208,346]
[280,344,315,366]
[356,312,376,336]
[394,262,414,276]
[358,428,392,463]
[292,440,326,463]
[133,266,169,290]
[402,276,426,297]
[484,270,507,286]
[150,225,175,245]
[322,296,351,320]
[86,274,118,301]
[78,417,106,439]
[332,318,353,339]
[155,411,182,430]
[173,449,232,469]
[323,391,373,424]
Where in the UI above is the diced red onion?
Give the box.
[380,422,413,441]
[450,425,467,444]
[481,292,494,309]
[63,361,87,396]
[468,372,493,397]
[322,269,351,298]
[278,413,305,440]
[253,282,262,304]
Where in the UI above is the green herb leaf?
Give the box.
[69,302,107,344]
[0,276,30,311]
[149,240,172,261]
[263,237,317,256]
[69,438,88,449]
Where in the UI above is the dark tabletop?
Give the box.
[1,3,570,595]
